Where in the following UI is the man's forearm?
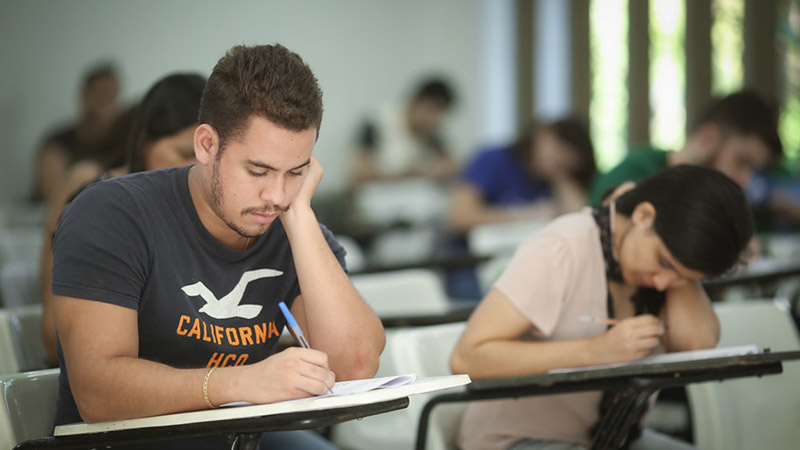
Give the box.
[281,206,384,380]
[67,357,235,422]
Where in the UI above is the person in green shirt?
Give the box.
[590,90,783,205]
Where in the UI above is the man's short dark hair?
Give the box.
[198,44,324,151]
[412,77,456,108]
[691,89,783,162]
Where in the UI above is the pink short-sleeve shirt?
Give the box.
[457,210,610,450]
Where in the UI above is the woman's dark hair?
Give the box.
[550,118,596,189]
[615,164,753,277]
[126,73,206,173]
[595,165,753,447]
[512,117,597,190]
[93,104,138,170]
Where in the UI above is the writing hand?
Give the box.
[237,346,335,404]
[597,314,665,362]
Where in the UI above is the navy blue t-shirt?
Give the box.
[51,165,345,448]
[463,146,552,205]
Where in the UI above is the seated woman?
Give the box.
[450,165,753,450]
[448,117,596,235]
[40,73,205,365]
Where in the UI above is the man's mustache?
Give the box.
[241,204,289,215]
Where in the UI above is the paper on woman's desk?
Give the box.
[222,374,417,407]
[548,344,763,374]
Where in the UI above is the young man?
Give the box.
[51,44,385,449]
[589,90,783,205]
[351,77,459,184]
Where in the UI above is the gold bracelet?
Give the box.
[203,366,218,409]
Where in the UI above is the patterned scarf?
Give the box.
[590,203,664,447]
[592,202,624,283]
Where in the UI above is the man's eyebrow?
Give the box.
[245,158,311,171]
[290,158,312,171]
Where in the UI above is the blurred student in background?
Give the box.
[32,63,121,204]
[40,73,205,364]
[351,77,459,185]
[589,89,782,205]
[448,117,597,235]
[451,165,754,450]
[746,160,800,233]
[441,117,595,302]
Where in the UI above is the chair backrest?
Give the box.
[331,322,468,450]
[391,322,465,378]
[687,300,800,450]
[354,179,447,227]
[466,219,547,257]
[334,235,366,273]
[390,322,468,450]
[0,368,60,449]
[0,260,42,307]
[467,220,547,293]
[0,227,44,266]
[0,305,48,374]
[369,226,439,267]
[0,203,47,230]
[351,269,451,318]
[762,234,800,260]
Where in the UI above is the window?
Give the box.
[590,0,629,170]
[650,0,686,151]
[711,0,745,95]
[779,0,800,162]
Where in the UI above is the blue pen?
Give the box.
[278,301,333,394]
[278,301,311,349]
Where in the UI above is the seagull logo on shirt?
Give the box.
[181,269,283,320]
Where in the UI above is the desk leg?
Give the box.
[416,396,440,450]
[227,432,261,450]
[591,388,656,450]
[415,392,469,450]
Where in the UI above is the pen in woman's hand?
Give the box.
[578,315,619,326]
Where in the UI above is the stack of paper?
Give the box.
[548,344,763,374]
[327,374,417,396]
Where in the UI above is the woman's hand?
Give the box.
[594,314,665,362]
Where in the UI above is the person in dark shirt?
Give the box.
[51,44,385,450]
[40,72,205,366]
[32,63,121,203]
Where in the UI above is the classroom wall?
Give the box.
[0,0,516,204]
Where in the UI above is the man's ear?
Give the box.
[631,201,656,228]
[194,124,219,165]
